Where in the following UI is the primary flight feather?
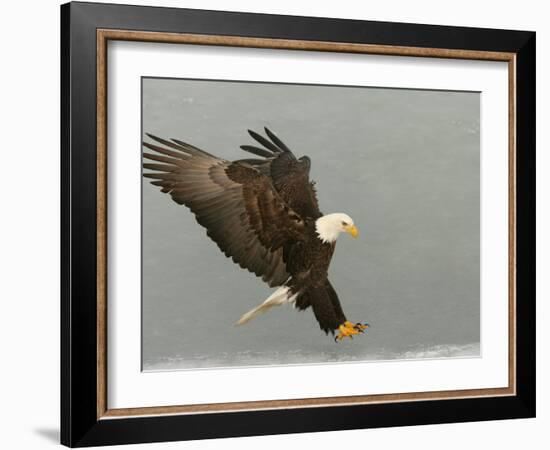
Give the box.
[143,127,368,341]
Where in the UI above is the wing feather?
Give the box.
[239,145,274,158]
[247,129,282,153]
[264,127,292,153]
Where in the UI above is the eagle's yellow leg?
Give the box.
[335,321,369,342]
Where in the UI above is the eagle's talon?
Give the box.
[335,321,368,342]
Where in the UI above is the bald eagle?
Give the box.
[143,128,368,341]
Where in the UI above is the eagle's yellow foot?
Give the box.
[335,321,369,342]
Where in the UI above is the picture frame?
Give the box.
[60,1,535,447]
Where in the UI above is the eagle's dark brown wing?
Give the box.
[142,134,306,287]
[239,128,322,219]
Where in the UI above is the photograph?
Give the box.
[141,77,481,371]
[56,2,536,447]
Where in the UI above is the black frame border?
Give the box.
[61,2,535,447]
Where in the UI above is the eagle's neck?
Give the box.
[315,215,340,244]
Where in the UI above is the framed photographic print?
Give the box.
[60,1,536,447]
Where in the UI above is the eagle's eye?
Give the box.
[341,221,348,226]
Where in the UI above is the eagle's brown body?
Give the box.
[143,128,350,334]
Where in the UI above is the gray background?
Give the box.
[141,78,480,371]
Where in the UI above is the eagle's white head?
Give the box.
[315,213,358,244]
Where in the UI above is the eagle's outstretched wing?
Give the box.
[142,134,306,287]
[239,128,322,219]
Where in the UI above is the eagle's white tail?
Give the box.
[236,286,297,325]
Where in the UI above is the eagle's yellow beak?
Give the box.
[344,224,359,238]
